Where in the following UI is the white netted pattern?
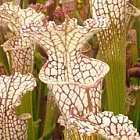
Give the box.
[0,73,36,139]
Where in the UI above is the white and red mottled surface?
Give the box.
[0,2,139,139]
[0,73,36,139]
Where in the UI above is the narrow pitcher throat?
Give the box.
[41,48,109,87]
[63,50,83,82]
[47,49,81,81]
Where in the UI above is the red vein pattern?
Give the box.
[91,0,135,60]
[0,2,45,34]
[27,18,110,122]
[0,2,44,73]
[2,37,35,73]
[92,0,130,30]
[0,73,36,139]
[21,14,111,130]
[21,10,140,138]
[69,111,140,139]
[52,81,103,120]
[18,13,110,124]
[22,17,109,84]
[29,18,109,118]
[0,2,139,139]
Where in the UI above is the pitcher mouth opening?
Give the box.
[39,58,110,87]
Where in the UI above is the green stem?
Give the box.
[17,92,36,140]
[41,94,60,140]
[129,89,140,131]
[97,29,126,114]
[0,48,10,74]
